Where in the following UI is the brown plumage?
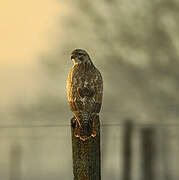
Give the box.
[66,49,103,141]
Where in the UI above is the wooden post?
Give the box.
[71,116,101,180]
[141,128,156,180]
[9,143,22,180]
[122,120,133,180]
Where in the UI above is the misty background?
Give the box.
[0,0,179,179]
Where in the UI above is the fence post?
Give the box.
[141,128,156,180]
[9,143,22,180]
[71,116,101,180]
[122,120,133,180]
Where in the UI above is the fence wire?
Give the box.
[0,123,179,128]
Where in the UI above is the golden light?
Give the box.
[0,0,68,107]
[0,0,61,65]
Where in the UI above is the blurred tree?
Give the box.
[49,0,179,123]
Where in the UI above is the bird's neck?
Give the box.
[74,60,95,73]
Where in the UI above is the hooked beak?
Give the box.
[71,55,75,60]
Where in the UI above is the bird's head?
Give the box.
[71,49,92,65]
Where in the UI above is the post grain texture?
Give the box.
[71,116,101,180]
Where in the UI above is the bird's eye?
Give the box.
[78,53,83,56]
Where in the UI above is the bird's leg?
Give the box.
[71,116,81,138]
[74,121,80,138]
[91,121,96,137]
[91,114,99,137]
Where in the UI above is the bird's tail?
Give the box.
[74,111,93,141]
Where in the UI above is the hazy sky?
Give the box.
[0,0,67,107]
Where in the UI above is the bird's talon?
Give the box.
[91,132,96,137]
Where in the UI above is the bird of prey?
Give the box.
[66,49,103,141]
